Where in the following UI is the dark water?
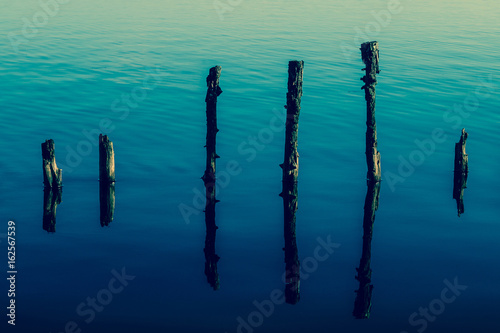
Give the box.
[1,0,500,332]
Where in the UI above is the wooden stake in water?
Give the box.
[99,134,115,183]
[41,139,62,188]
[354,44,382,317]
[453,128,468,216]
[280,60,304,305]
[202,66,222,290]
[361,41,381,182]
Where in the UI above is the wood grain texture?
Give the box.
[41,139,62,188]
[361,42,381,182]
[453,128,468,217]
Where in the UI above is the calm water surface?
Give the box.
[1,0,500,332]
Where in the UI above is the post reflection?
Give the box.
[43,188,62,233]
[353,180,381,319]
[203,189,220,290]
[99,182,115,227]
[282,180,300,304]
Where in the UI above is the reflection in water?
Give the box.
[43,188,62,233]
[203,191,220,290]
[453,129,468,217]
[282,180,300,304]
[99,182,115,227]
[353,180,381,319]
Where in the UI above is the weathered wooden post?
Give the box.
[353,43,382,318]
[99,134,115,183]
[453,128,468,217]
[98,134,115,227]
[353,180,380,319]
[202,66,222,290]
[280,60,304,305]
[42,188,62,233]
[41,139,62,188]
[361,42,381,182]
[202,66,222,188]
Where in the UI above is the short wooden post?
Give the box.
[41,139,62,188]
[99,134,115,183]
[453,128,468,216]
[280,60,304,305]
[361,42,381,182]
[353,180,380,319]
[202,66,222,290]
[42,188,62,233]
[99,182,115,227]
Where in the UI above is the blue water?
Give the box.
[1,0,500,332]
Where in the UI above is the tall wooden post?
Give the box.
[453,129,468,216]
[280,60,304,305]
[361,42,381,182]
[202,66,222,290]
[41,139,62,188]
[354,44,382,318]
[99,134,115,183]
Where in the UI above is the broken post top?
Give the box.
[42,139,62,188]
[287,60,304,115]
[459,128,468,145]
[361,42,380,75]
[41,139,56,160]
[206,66,222,102]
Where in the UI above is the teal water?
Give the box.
[1,0,500,332]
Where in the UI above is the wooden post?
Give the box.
[202,66,222,187]
[42,188,62,233]
[453,129,468,217]
[202,66,222,290]
[355,43,381,316]
[361,42,381,182]
[99,182,115,227]
[353,180,380,319]
[99,134,115,183]
[41,139,62,188]
[280,60,303,305]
